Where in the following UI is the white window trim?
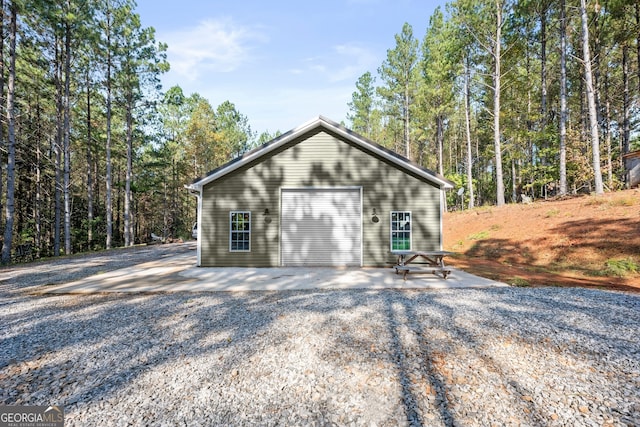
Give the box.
[229,211,251,252]
[390,211,412,252]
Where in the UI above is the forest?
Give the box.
[348,0,640,210]
[0,0,638,263]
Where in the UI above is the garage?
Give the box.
[187,116,453,267]
[281,188,362,266]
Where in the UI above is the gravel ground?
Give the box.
[1,245,639,426]
[0,242,196,294]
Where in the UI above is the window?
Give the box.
[390,211,411,251]
[230,211,251,252]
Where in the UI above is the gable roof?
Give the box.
[186,115,454,192]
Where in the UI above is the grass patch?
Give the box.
[545,208,560,218]
[609,197,635,207]
[450,240,465,250]
[467,230,489,240]
[489,224,502,231]
[583,197,606,207]
[583,268,609,277]
[524,265,555,274]
[510,277,530,287]
[583,258,639,278]
[605,258,639,277]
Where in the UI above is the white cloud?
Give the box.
[163,18,266,80]
[198,85,353,134]
[329,43,378,82]
[294,43,378,83]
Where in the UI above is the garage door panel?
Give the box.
[282,189,361,266]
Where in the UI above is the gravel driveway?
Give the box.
[1,244,639,426]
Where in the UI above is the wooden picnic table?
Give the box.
[391,250,454,280]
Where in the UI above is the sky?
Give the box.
[135,0,447,135]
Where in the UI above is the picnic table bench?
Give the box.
[391,250,453,281]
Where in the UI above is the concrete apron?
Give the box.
[40,253,508,293]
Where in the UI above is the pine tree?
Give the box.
[347,71,376,138]
[1,0,17,264]
[580,0,604,195]
[378,23,419,160]
[420,7,457,176]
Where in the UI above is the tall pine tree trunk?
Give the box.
[511,158,517,202]
[540,5,547,131]
[493,0,505,206]
[464,56,474,209]
[124,92,133,247]
[580,0,604,195]
[559,0,568,195]
[0,0,5,229]
[404,84,410,159]
[105,7,113,249]
[621,42,630,185]
[54,38,63,256]
[636,3,640,99]
[35,100,42,257]
[35,147,42,258]
[86,69,93,248]
[1,2,17,264]
[63,16,72,255]
[622,43,630,157]
[436,115,444,176]
[604,74,612,188]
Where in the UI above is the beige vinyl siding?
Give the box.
[200,129,441,267]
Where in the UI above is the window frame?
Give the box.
[229,211,251,252]
[390,211,412,252]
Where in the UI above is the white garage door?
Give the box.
[281,188,362,266]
